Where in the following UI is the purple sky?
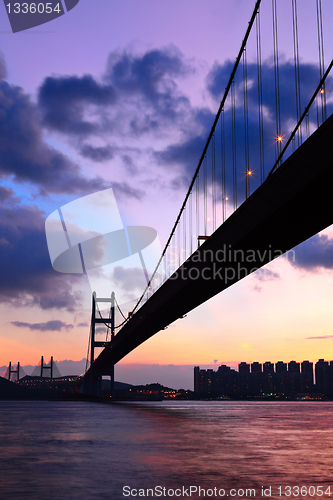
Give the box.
[1,0,333,390]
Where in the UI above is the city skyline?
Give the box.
[195,358,333,397]
[2,354,333,391]
[1,0,333,385]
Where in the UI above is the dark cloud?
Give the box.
[0,185,18,203]
[122,154,139,175]
[0,80,109,196]
[0,79,142,199]
[39,75,116,135]
[207,59,327,117]
[105,47,191,119]
[37,47,194,157]
[0,188,83,311]
[80,144,114,162]
[11,320,74,331]
[77,322,88,327]
[292,234,333,271]
[154,134,207,172]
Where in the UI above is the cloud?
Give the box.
[0,188,83,311]
[11,320,74,331]
[0,185,18,203]
[112,266,147,292]
[105,46,192,118]
[306,335,333,340]
[292,234,333,271]
[253,268,281,281]
[95,327,106,334]
[154,134,207,173]
[80,144,114,162]
[207,59,328,118]
[39,75,116,135]
[37,47,195,163]
[0,79,141,198]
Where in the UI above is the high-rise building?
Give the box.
[216,365,238,397]
[315,359,329,394]
[250,362,262,396]
[239,362,250,374]
[288,361,300,373]
[301,361,313,392]
[262,362,274,394]
[275,361,288,395]
[288,361,301,393]
[238,362,250,397]
[251,362,262,373]
[263,362,274,374]
[194,366,200,394]
[275,361,287,373]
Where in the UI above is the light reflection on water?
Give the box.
[0,401,333,499]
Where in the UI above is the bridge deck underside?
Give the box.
[91,114,333,375]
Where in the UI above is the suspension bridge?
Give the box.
[82,0,333,395]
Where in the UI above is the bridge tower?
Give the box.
[84,291,115,397]
[8,362,20,382]
[40,356,53,378]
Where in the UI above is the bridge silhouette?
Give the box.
[82,0,333,395]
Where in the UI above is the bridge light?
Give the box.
[320,88,325,94]
[277,135,283,142]
[247,170,253,176]
[225,197,229,201]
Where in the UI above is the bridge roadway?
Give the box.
[91,113,333,376]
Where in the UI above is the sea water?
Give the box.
[0,400,332,500]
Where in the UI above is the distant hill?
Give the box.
[102,380,133,391]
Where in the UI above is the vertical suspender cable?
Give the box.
[292,0,302,146]
[231,81,237,210]
[256,6,264,183]
[221,110,226,222]
[196,176,199,244]
[183,206,186,262]
[272,0,281,163]
[177,222,180,268]
[204,155,208,234]
[212,133,216,230]
[243,49,250,198]
[316,0,326,123]
[189,191,193,254]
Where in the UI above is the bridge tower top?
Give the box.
[40,356,53,378]
[8,362,20,382]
